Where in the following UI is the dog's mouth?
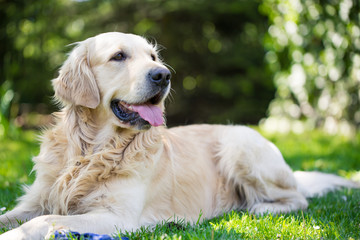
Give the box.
[111,91,165,128]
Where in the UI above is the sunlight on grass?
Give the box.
[210,212,323,239]
[260,129,360,174]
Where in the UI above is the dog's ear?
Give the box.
[52,41,100,109]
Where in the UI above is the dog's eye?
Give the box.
[151,54,156,61]
[111,52,126,61]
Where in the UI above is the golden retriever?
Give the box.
[0,32,358,240]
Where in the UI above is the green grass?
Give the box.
[0,131,38,211]
[1,129,359,239]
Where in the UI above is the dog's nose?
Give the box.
[148,68,171,87]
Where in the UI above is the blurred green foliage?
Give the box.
[0,81,18,138]
[0,0,273,131]
[261,0,360,134]
[0,0,359,133]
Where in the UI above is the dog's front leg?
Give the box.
[0,214,51,240]
[0,210,138,240]
[0,205,43,229]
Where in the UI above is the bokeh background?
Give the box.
[1,0,359,137]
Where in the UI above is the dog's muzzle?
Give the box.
[111,68,171,129]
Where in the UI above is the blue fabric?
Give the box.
[53,231,129,240]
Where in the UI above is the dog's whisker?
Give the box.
[155,43,166,52]
[164,63,176,74]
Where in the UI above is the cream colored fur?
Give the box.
[0,32,358,240]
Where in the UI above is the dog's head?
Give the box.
[53,32,171,130]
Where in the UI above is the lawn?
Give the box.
[0,129,359,239]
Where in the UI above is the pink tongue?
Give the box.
[131,104,164,127]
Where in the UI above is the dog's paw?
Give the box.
[45,225,70,240]
[0,228,27,240]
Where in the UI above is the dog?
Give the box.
[0,32,358,240]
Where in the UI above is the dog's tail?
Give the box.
[294,171,359,198]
